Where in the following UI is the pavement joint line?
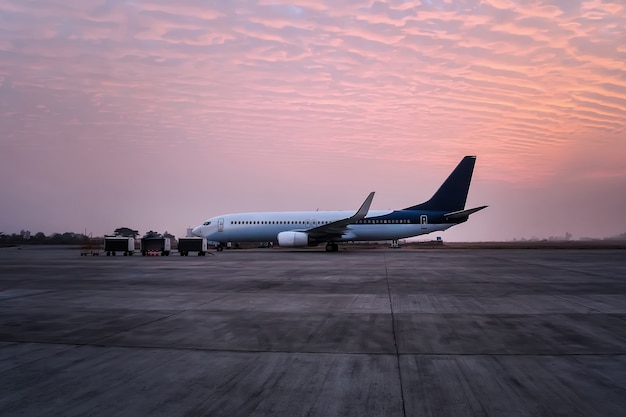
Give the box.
[0,339,82,375]
[383,253,407,417]
[483,254,619,280]
[86,308,191,346]
[190,292,235,310]
[609,314,626,324]
[4,340,626,357]
[0,289,60,303]
[554,294,603,314]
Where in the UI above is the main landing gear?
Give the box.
[325,242,339,252]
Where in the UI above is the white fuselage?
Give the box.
[192,209,453,245]
[191,157,485,248]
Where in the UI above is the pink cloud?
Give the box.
[1,0,625,240]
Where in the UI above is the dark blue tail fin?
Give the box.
[404,156,476,212]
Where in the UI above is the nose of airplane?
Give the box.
[191,225,203,237]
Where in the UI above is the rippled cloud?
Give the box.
[1,0,625,238]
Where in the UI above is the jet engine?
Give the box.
[277,231,311,247]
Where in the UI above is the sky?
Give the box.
[1,0,625,242]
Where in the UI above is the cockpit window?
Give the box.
[203,221,211,226]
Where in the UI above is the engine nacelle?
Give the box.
[277,231,310,247]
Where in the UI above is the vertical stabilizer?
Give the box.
[404,156,476,212]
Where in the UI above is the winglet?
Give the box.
[353,192,375,221]
[305,192,375,237]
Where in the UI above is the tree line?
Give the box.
[0,231,88,245]
[0,227,177,246]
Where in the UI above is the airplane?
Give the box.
[192,156,487,251]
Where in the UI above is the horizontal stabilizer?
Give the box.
[444,205,488,220]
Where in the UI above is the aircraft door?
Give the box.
[218,218,224,232]
[420,215,428,230]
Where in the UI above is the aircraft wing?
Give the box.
[305,192,375,239]
[444,205,488,220]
